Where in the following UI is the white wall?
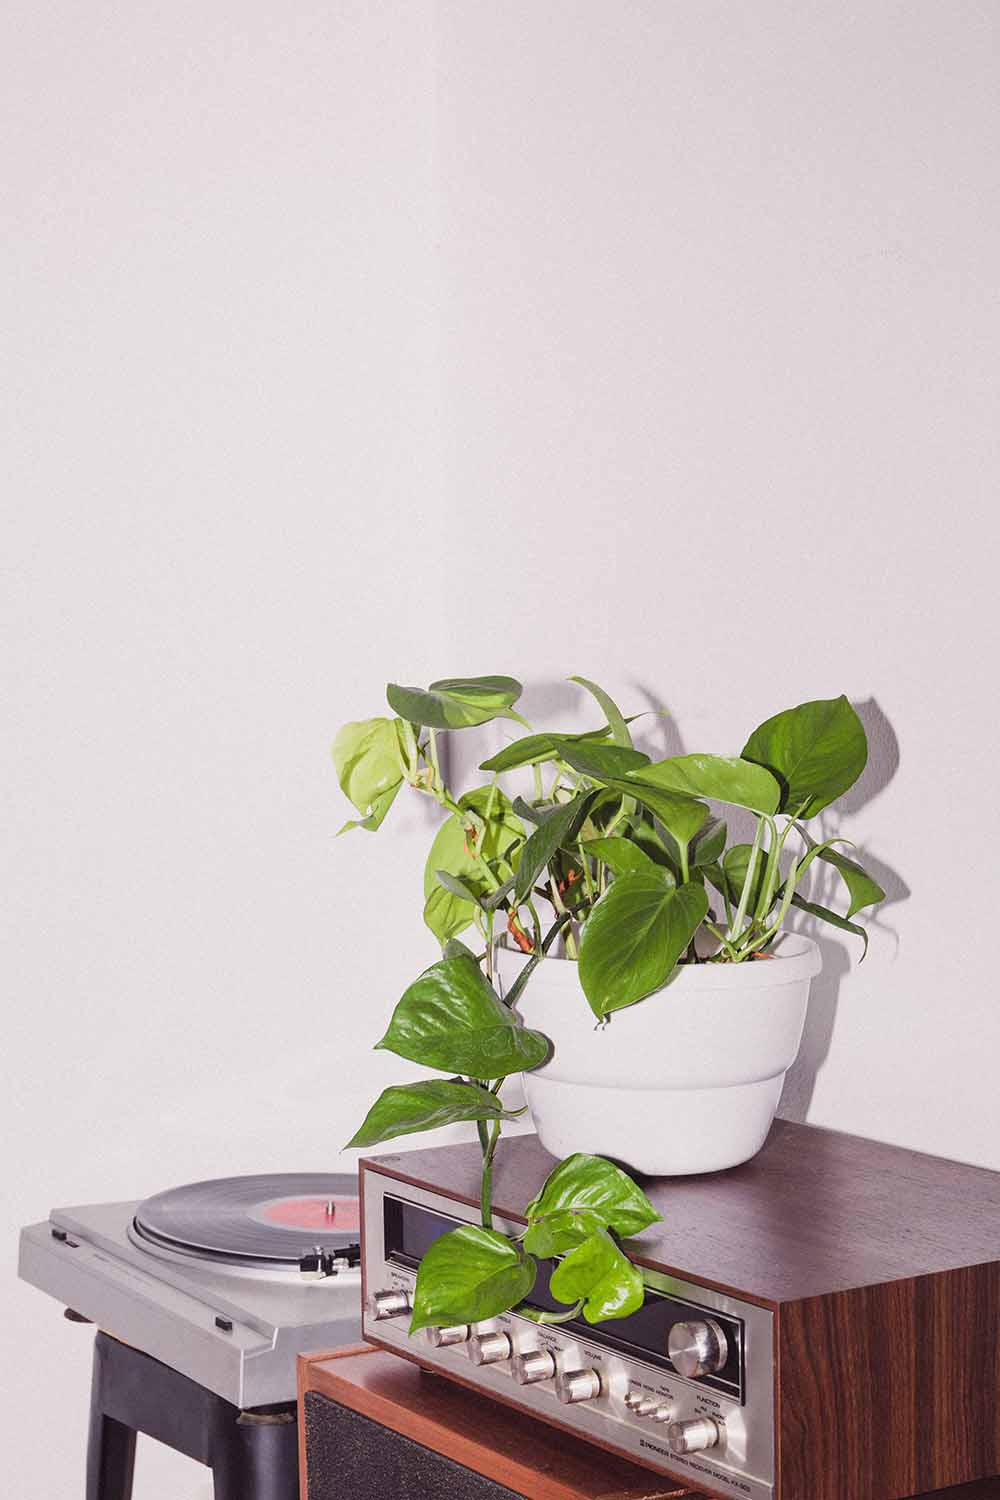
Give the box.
[3,3,998,1495]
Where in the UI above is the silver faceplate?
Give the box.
[363,1170,775,1500]
[19,1201,361,1407]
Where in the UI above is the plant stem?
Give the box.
[480,1118,501,1229]
[729,815,764,953]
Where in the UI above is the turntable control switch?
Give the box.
[555,1368,601,1404]
[667,1416,724,1454]
[511,1348,557,1385]
[667,1318,728,1379]
[468,1331,512,1365]
[367,1288,412,1321]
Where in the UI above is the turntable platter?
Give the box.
[132,1172,359,1268]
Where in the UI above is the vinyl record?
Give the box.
[132,1172,359,1267]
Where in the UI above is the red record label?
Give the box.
[259,1196,360,1232]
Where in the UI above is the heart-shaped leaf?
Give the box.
[377,956,551,1078]
[409,1225,537,1332]
[581,837,663,878]
[556,742,651,780]
[816,847,885,917]
[346,1080,521,1149]
[422,788,525,942]
[578,873,709,1017]
[637,754,780,814]
[479,727,614,774]
[611,777,710,851]
[332,717,407,833]
[525,1153,661,1237]
[548,1228,645,1323]
[387,677,527,731]
[741,696,867,818]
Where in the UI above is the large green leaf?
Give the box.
[377,956,551,1077]
[581,837,662,878]
[741,696,867,818]
[409,1226,537,1333]
[791,893,869,957]
[514,793,593,902]
[525,1153,661,1237]
[332,717,407,833]
[346,1080,520,1149]
[548,1228,644,1324]
[613,777,710,850]
[816,847,885,917]
[637,754,780,814]
[578,873,709,1017]
[422,788,525,942]
[387,677,528,730]
[556,742,650,780]
[569,676,633,747]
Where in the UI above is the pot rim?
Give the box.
[495,931,821,991]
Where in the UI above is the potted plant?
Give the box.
[336,675,883,1330]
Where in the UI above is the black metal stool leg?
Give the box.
[211,1409,299,1500]
[86,1338,137,1500]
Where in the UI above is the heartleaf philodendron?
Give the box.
[337,675,889,1336]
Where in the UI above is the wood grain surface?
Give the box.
[363,1121,1000,1303]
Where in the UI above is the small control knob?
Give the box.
[424,1324,470,1348]
[555,1368,601,1404]
[651,1403,676,1423]
[511,1349,557,1385]
[367,1288,412,1321]
[468,1331,513,1366]
[624,1391,658,1416]
[667,1318,728,1379]
[666,1416,724,1454]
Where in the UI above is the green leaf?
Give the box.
[690,817,727,869]
[346,1080,520,1149]
[525,1153,661,1237]
[556,742,650,780]
[479,727,612,774]
[409,1226,537,1333]
[522,1207,607,1259]
[548,1229,645,1324]
[569,676,633,748]
[514,793,593,902]
[706,843,771,911]
[637,754,780,815]
[377,956,551,1078]
[332,717,407,833]
[387,676,527,731]
[791,893,869,958]
[434,870,485,906]
[422,788,524,942]
[612,777,710,851]
[816,847,885,917]
[443,938,479,962]
[741,696,868,818]
[578,874,709,1017]
[581,837,663,878]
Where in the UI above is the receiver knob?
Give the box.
[424,1324,470,1348]
[555,1368,601,1404]
[512,1349,557,1385]
[667,1318,728,1379]
[367,1288,412,1321]
[468,1331,513,1366]
[667,1416,724,1454]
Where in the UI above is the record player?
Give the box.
[19,1172,362,1408]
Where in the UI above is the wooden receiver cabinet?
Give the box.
[358,1122,1000,1500]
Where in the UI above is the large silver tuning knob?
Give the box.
[667,1318,728,1379]
[555,1368,601,1404]
[424,1324,470,1348]
[512,1349,557,1385]
[667,1416,724,1454]
[367,1288,412,1321]
[468,1331,513,1366]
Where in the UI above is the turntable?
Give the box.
[19,1172,363,1500]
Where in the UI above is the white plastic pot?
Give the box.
[496,935,820,1176]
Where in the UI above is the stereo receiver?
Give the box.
[360,1121,1000,1500]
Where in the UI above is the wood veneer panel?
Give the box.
[298,1346,692,1499]
[778,1266,1000,1500]
[366,1123,1000,1304]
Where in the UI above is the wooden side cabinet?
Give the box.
[297,1346,1000,1500]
